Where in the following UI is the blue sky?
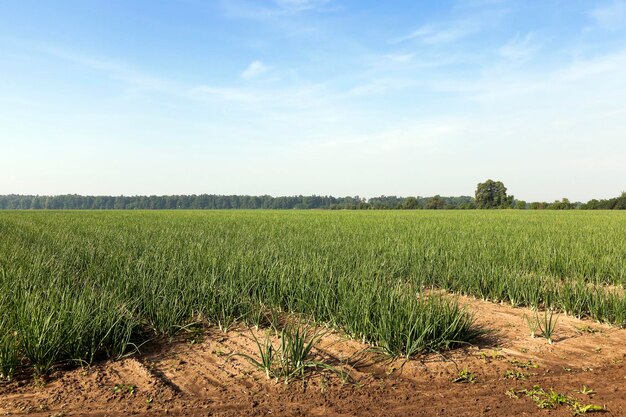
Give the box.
[1,0,625,201]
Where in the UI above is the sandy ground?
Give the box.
[1,296,625,416]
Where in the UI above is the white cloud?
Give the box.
[241,60,271,79]
[590,0,626,30]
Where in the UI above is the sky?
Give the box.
[1,0,625,201]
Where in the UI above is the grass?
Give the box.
[0,210,625,378]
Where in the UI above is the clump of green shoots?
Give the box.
[523,313,540,338]
[0,333,18,381]
[244,332,275,379]
[0,311,18,381]
[237,323,344,384]
[524,309,559,344]
[537,309,559,344]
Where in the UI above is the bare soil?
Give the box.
[1,296,625,416]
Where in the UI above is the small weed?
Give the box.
[33,375,47,388]
[489,349,502,360]
[577,386,595,395]
[505,388,519,399]
[187,327,204,345]
[571,402,606,415]
[518,384,606,414]
[547,389,569,406]
[520,385,554,409]
[575,325,598,334]
[113,384,136,395]
[212,348,228,357]
[452,368,476,383]
[509,359,539,369]
[504,369,528,380]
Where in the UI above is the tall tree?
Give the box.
[475,179,511,209]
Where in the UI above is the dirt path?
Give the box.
[1,297,625,416]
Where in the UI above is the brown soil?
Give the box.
[1,297,625,417]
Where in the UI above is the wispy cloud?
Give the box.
[348,77,415,97]
[219,0,337,20]
[274,0,334,13]
[370,52,460,71]
[241,60,271,79]
[46,48,171,91]
[499,33,538,61]
[382,53,414,63]
[297,119,464,163]
[455,0,510,9]
[395,5,509,45]
[590,0,626,30]
[430,48,626,109]
[558,49,626,81]
[44,47,265,107]
[189,85,258,103]
[396,20,480,44]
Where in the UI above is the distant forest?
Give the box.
[0,193,624,210]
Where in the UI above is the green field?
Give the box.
[1,210,625,378]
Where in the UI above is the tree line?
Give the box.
[473,179,625,210]
[0,194,475,210]
[0,181,623,210]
